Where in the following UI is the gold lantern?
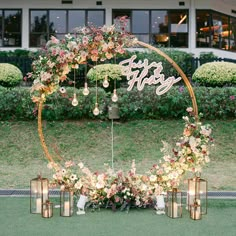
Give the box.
[30,175,49,214]
[166,188,182,218]
[42,200,53,218]
[108,104,120,120]
[60,189,74,217]
[190,200,202,220]
[187,175,207,214]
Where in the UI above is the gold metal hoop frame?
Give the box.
[37,40,198,163]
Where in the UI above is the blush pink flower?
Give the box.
[51,36,60,44]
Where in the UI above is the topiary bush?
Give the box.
[192,61,236,87]
[0,63,23,87]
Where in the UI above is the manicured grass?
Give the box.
[0,119,235,190]
[0,198,235,236]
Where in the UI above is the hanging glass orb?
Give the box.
[111,89,118,102]
[93,103,100,116]
[102,75,109,88]
[72,93,78,106]
[83,82,90,96]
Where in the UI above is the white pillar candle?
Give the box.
[191,205,201,220]
[64,201,70,216]
[169,202,178,218]
[187,191,194,210]
[43,208,52,218]
[36,198,42,213]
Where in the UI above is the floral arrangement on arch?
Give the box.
[48,107,213,211]
[28,17,137,103]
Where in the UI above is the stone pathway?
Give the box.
[0,189,236,199]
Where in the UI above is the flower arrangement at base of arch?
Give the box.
[48,107,213,211]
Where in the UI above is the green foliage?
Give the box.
[192,62,236,86]
[42,87,108,121]
[0,49,32,57]
[199,52,218,65]
[0,63,23,87]
[117,49,193,78]
[0,85,235,121]
[0,86,35,120]
[87,64,123,81]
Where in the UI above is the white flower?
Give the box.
[74,181,82,189]
[70,174,77,181]
[61,169,67,175]
[96,182,105,189]
[205,156,210,163]
[47,162,54,169]
[59,87,66,94]
[200,126,212,137]
[186,107,193,113]
[150,175,157,182]
[141,184,147,191]
[182,116,189,122]
[78,162,84,169]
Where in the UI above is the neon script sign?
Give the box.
[119,55,181,95]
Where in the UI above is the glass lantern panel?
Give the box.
[42,179,49,203]
[60,190,73,217]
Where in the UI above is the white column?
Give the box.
[22,6,29,49]
[189,0,196,54]
[105,7,112,26]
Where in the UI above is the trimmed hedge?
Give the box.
[0,85,235,121]
[192,62,236,87]
[0,63,23,87]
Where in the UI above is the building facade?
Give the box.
[0,0,236,58]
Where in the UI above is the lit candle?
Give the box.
[191,204,201,220]
[36,198,42,213]
[43,208,52,218]
[169,202,178,218]
[187,191,194,210]
[64,201,70,216]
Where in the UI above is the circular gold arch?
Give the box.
[37,40,198,163]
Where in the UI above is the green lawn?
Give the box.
[0,198,235,236]
[0,119,236,190]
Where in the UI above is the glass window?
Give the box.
[112,9,189,48]
[151,10,169,46]
[30,9,105,47]
[87,10,104,27]
[113,10,131,32]
[196,10,212,48]
[132,10,149,33]
[30,10,47,33]
[30,10,48,47]
[169,10,188,47]
[212,12,229,50]
[49,10,67,34]
[68,10,85,32]
[0,11,2,47]
[1,9,22,47]
[230,17,236,51]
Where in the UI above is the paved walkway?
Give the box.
[0,189,236,199]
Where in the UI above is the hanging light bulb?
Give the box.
[72,93,78,106]
[111,89,118,102]
[103,75,109,88]
[83,82,90,96]
[93,103,100,116]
